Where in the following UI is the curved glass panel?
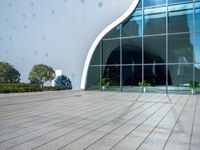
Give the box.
[122,10,142,37]
[102,39,120,65]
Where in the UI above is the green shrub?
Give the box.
[0,62,20,83]
[0,83,65,93]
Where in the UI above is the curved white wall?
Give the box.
[0,0,134,89]
[80,0,140,89]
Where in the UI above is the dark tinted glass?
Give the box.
[122,10,142,37]
[144,35,166,64]
[102,66,120,89]
[144,7,166,35]
[86,66,100,90]
[168,64,193,87]
[90,44,100,65]
[168,3,193,33]
[102,39,120,65]
[122,65,142,86]
[104,25,120,39]
[122,37,142,64]
[144,65,166,86]
[168,33,194,63]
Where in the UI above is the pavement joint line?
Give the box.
[50,94,168,150]
[0,93,142,134]
[0,94,143,142]
[29,95,159,150]
[135,94,184,150]
[161,95,191,150]
[0,92,121,124]
[83,95,175,150]
[0,93,145,128]
[188,96,198,150]
[0,92,118,119]
[6,96,148,150]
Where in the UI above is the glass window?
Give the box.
[137,0,142,9]
[144,65,166,86]
[194,33,200,63]
[168,3,193,33]
[102,39,120,65]
[144,6,166,35]
[168,64,193,92]
[102,66,120,91]
[104,25,120,39]
[168,33,194,63]
[122,65,142,86]
[195,64,200,82]
[144,0,166,7]
[90,44,100,65]
[86,66,100,90]
[122,10,142,37]
[144,35,166,64]
[169,0,192,4]
[122,37,142,64]
[195,2,200,32]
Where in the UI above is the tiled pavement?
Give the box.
[0,91,199,150]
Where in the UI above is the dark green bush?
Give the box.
[0,62,20,83]
[0,83,65,93]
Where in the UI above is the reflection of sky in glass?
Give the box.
[193,33,200,63]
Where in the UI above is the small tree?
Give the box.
[28,64,55,87]
[0,62,20,83]
[55,75,72,90]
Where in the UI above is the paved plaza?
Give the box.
[0,91,199,150]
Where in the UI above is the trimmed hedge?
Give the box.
[0,83,65,93]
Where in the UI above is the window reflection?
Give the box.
[123,10,142,37]
[194,33,200,62]
[168,33,193,63]
[144,35,166,64]
[195,2,200,32]
[122,38,142,64]
[144,0,166,7]
[102,39,120,65]
[144,6,166,35]
[169,0,192,4]
[168,3,193,33]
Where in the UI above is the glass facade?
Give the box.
[86,0,200,94]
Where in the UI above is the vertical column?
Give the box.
[100,41,103,91]
[120,25,123,92]
[193,0,195,93]
[142,0,144,93]
[166,0,169,94]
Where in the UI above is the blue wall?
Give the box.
[0,0,133,89]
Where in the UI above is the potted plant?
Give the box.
[97,78,110,91]
[138,80,151,93]
[189,81,199,94]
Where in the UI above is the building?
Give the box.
[85,0,200,94]
[1,0,200,94]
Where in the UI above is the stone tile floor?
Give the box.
[0,91,199,150]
